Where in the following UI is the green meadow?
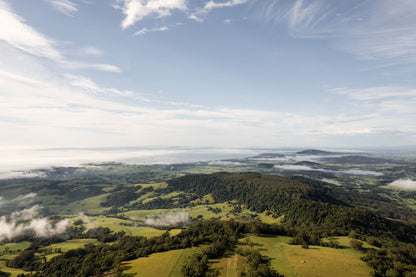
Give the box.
[123,247,204,277]
[243,235,372,277]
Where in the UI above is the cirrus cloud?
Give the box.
[0,0,120,72]
[44,0,78,16]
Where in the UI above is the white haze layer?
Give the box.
[145,211,190,228]
[0,192,37,207]
[274,165,383,176]
[0,204,69,241]
[0,147,260,179]
[389,179,416,190]
[77,212,95,229]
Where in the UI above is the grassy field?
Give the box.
[65,193,111,215]
[190,194,215,205]
[136,182,169,189]
[256,212,284,225]
[285,246,370,277]
[41,239,99,260]
[0,242,33,277]
[123,247,203,277]
[0,260,27,277]
[210,254,246,277]
[84,216,169,237]
[0,241,31,253]
[45,239,98,252]
[243,235,372,277]
[321,236,379,251]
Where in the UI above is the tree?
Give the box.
[350,239,363,251]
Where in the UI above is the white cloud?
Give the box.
[117,0,249,27]
[45,0,78,16]
[134,26,169,35]
[134,27,150,35]
[82,46,103,56]
[202,0,248,13]
[117,0,187,29]
[188,14,203,22]
[64,62,122,73]
[156,26,169,31]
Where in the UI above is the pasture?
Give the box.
[211,254,246,277]
[123,247,203,277]
[243,235,371,277]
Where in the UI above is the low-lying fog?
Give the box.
[0,194,69,241]
[144,211,190,228]
[0,147,262,179]
[273,164,384,176]
[1,147,412,180]
[389,179,416,190]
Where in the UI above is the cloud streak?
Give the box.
[258,0,416,66]
[202,0,248,13]
[0,0,62,61]
[134,26,169,36]
[0,1,120,72]
[45,0,78,16]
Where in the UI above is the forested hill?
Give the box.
[167,172,416,243]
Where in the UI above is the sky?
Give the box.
[1,0,416,149]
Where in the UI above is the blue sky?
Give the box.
[0,0,416,149]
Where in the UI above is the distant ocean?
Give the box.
[0,146,276,179]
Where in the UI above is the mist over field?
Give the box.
[273,164,383,176]
[0,192,37,208]
[145,211,190,228]
[389,179,416,190]
[0,201,69,241]
[0,147,262,179]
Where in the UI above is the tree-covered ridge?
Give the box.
[7,221,285,277]
[167,172,416,243]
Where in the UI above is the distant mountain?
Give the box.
[324,155,388,164]
[251,153,285,159]
[296,149,340,155]
[294,161,321,166]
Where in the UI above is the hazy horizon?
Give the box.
[1,145,416,179]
